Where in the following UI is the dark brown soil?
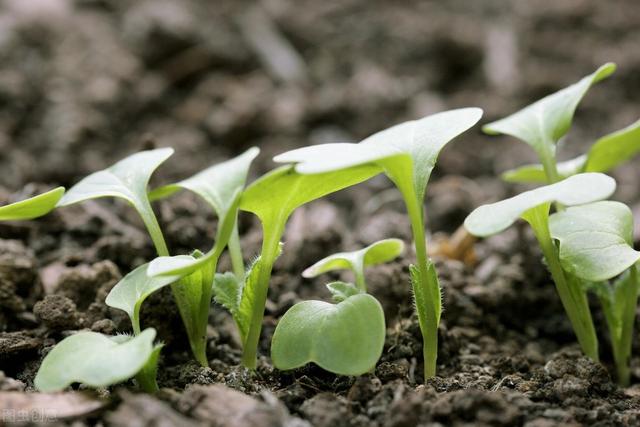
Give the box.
[1,0,640,426]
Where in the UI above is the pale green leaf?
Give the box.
[34,329,157,392]
[212,272,242,316]
[464,173,616,237]
[271,294,385,376]
[0,187,65,221]
[326,281,361,302]
[302,238,404,278]
[105,263,180,323]
[483,63,615,154]
[549,201,640,281]
[274,108,482,201]
[58,148,173,209]
[585,119,640,173]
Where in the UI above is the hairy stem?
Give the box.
[241,221,284,369]
[525,204,599,361]
[403,191,439,379]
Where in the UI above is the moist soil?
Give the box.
[2,0,640,426]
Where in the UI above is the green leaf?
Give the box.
[239,164,380,226]
[326,281,361,303]
[57,148,174,254]
[501,155,587,184]
[274,108,482,201]
[105,263,181,326]
[147,149,258,277]
[34,328,157,392]
[585,119,640,173]
[464,173,616,237]
[411,261,441,326]
[0,187,65,221]
[483,63,615,154]
[302,238,404,278]
[212,272,242,316]
[235,256,262,343]
[271,294,385,376]
[549,201,640,281]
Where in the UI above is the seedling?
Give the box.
[172,164,380,369]
[464,173,616,361]
[35,328,158,392]
[271,239,403,375]
[0,186,65,221]
[549,201,640,385]
[302,238,405,292]
[274,108,483,379]
[58,147,258,366]
[483,62,616,184]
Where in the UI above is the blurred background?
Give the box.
[0,0,638,225]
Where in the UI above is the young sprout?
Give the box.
[146,147,259,365]
[502,119,640,184]
[464,173,616,361]
[302,238,405,292]
[483,62,616,184]
[0,186,65,221]
[274,108,483,379]
[271,238,402,375]
[35,328,158,392]
[549,201,640,385]
[270,283,385,376]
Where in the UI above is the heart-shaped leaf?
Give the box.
[483,63,615,156]
[274,108,482,201]
[35,329,157,392]
[549,201,640,281]
[500,119,640,184]
[464,173,616,237]
[105,264,181,330]
[57,148,174,254]
[147,149,259,277]
[0,187,65,221]
[302,238,404,278]
[271,294,385,376]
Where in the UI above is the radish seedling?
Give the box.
[270,239,403,375]
[0,186,65,221]
[483,62,616,184]
[464,173,616,361]
[550,201,640,385]
[35,328,158,392]
[302,238,405,292]
[274,108,483,379]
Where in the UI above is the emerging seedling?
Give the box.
[0,187,65,221]
[35,328,157,392]
[271,239,403,375]
[464,173,616,361]
[274,108,483,379]
[483,62,616,184]
[302,238,405,292]
[550,201,640,385]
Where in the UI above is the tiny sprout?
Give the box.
[0,186,64,221]
[465,173,616,361]
[483,62,616,184]
[35,328,158,392]
[275,108,483,379]
[302,238,405,291]
[549,201,640,385]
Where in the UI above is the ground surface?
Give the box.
[1,0,640,426]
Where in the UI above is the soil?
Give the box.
[1,0,640,426]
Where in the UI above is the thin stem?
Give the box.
[538,142,561,184]
[403,190,439,379]
[241,220,284,369]
[138,201,170,257]
[228,220,246,280]
[191,255,218,367]
[525,205,599,361]
[132,307,142,336]
[353,259,367,292]
[135,346,162,393]
[616,265,638,386]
